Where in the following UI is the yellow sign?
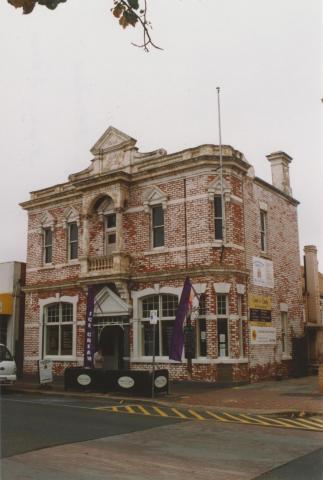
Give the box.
[248,294,272,310]
[0,294,13,315]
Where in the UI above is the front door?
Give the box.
[99,325,124,370]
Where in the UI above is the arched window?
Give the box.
[140,294,178,357]
[44,302,73,356]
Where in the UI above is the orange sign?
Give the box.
[0,294,13,315]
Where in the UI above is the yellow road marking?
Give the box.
[309,417,323,426]
[188,409,206,420]
[171,408,189,419]
[257,415,298,429]
[222,412,251,424]
[125,406,135,414]
[277,417,320,431]
[206,411,230,422]
[295,418,323,430]
[240,414,272,426]
[153,406,168,417]
[137,405,151,416]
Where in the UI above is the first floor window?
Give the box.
[152,205,164,248]
[68,222,78,260]
[281,311,288,354]
[140,294,178,356]
[260,210,267,252]
[44,302,73,356]
[43,228,52,264]
[214,195,223,240]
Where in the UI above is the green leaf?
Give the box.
[128,0,139,10]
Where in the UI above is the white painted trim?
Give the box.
[38,295,79,359]
[213,282,231,294]
[236,284,246,295]
[280,303,289,312]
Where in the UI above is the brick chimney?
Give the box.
[266,151,292,196]
[304,245,321,324]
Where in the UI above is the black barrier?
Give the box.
[64,367,169,396]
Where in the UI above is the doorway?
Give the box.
[98,325,124,370]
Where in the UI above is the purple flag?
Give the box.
[169,277,192,361]
[83,285,95,368]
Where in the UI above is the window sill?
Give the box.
[260,252,272,260]
[213,357,249,364]
[211,240,223,248]
[44,356,77,361]
[68,259,80,265]
[40,264,55,270]
[144,247,167,256]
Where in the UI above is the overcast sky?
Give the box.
[0,0,322,267]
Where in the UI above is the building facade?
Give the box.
[21,127,303,382]
[0,261,26,374]
[302,245,323,369]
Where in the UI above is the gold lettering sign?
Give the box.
[248,294,272,311]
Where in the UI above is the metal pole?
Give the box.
[151,322,156,398]
[216,87,226,244]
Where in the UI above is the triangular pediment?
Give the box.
[94,286,131,316]
[144,186,167,203]
[91,126,137,155]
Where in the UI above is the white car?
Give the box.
[0,344,17,385]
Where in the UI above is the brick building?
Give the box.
[21,126,303,382]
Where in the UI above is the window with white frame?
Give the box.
[196,293,207,357]
[237,294,244,357]
[140,294,178,356]
[152,205,165,248]
[44,302,74,356]
[216,294,229,357]
[281,311,288,354]
[214,195,223,240]
[68,222,78,260]
[43,228,53,264]
[260,210,268,252]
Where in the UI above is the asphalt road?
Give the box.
[1,392,323,480]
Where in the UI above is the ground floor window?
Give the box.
[44,302,73,356]
[140,294,178,356]
[217,319,229,357]
[196,293,207,357]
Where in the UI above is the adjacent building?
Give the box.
[302,245,323,369]
[21,126,304,382]
[0,261,26,374]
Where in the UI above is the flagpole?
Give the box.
[216,87,226,247]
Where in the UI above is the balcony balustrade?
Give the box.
[80,252,131,277]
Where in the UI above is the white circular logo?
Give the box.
[154,375,167,388]
[77,374,91,386]
[117,376,135,389]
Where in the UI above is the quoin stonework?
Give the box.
[21,126,304,382]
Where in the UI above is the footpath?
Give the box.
[6,374,323,416]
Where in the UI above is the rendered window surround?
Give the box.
[131,284,207,360]
[39,295,78,360]
[140,293,178,357]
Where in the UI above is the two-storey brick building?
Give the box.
[21,126,303,382]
